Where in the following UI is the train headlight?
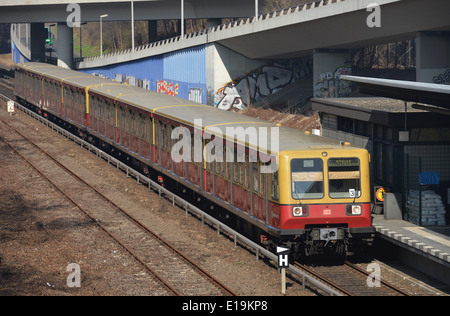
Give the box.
[352,205,362,215]
[293,206,308,217]
[346,205,362,216]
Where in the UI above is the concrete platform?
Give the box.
[373,215,450,286]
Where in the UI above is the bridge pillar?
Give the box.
[57,22,73,69]
[416,32,450,84]
[30,23,45,62]
[313,49,352,99]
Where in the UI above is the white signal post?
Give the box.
[277,246,290,295]
[7,100,14,115]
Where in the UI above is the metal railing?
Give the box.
[80,0,345,64]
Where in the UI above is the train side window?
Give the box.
[154,119,159,147]
[139,114,145,140]
[68,89,73,110]
[104,100,109,121]
[46,81,50,106]
[160,122,165,148]
[260,163,266,197]
[58,83,62,108]
[146,116,152,143]
[164,123,170,150]
[80,88,85,112]
[123,107,130,132]
[216,160,223,177]
[215,144,224,177]
[90,97,97,129]
[28,74,31,99]
[160,122,171,150]
[99,100,105,122]
[105,101,110,124]
[119,106,125,130]
[108,102,114,126]
[130,110,137,136]
[145,116,150,141]
[115,104,120,130]
[167,124,172,150]
[237,151,245,186]
[226,147,233,181]
[63,87,69,106]
[53,82,57,108]
[36,76,39,101]
[48,81,53,108]
[32,75,35,100]
[253,162,259,194]
[192,133,202,164]
[245,155,250,189]
[205,139,212,171]
[239,161,244,186]
[56,83,61,109]
[233,150,239,183]
[271,171,279,201]
[190,133,195,163]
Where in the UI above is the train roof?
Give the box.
[16,62,364,155]
[16,62,105,88]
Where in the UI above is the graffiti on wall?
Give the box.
[90,71,206,103]
[92,72,151,90]
[214,57,313,111]
[314,61,352,98]
[433,69,450,85]
[188,88,202,103]
[157,80,179,96]
[215,85,245,111]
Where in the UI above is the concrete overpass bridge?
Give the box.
[1,0,255,23]
[9,0,450,110]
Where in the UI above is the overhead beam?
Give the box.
[0,0,254,23]
[342,75,450,110]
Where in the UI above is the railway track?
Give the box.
[0,68,14,92]
[0,115,237,297]
[1,75,437,296]
[295,260,411,296]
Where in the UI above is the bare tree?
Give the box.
[261,0,312,14]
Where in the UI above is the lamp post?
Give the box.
[181,0,184,39]
[48,23,56,58]
[100,14,108,57]
[79,22,87,59]
[131,0,135,52]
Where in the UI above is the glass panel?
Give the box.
[291,158,324,199]
[328,158,361,199]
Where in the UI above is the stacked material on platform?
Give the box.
[406,190,447,226]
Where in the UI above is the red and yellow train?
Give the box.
[15,62,375,256]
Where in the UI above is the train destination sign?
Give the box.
[328,158,359,167]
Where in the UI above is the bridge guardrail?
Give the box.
[78,0,344,68]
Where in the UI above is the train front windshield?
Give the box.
[328,158,361,199]
[291,157,361,200]
[291,158,324,199]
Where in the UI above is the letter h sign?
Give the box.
[277,246,290,268]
